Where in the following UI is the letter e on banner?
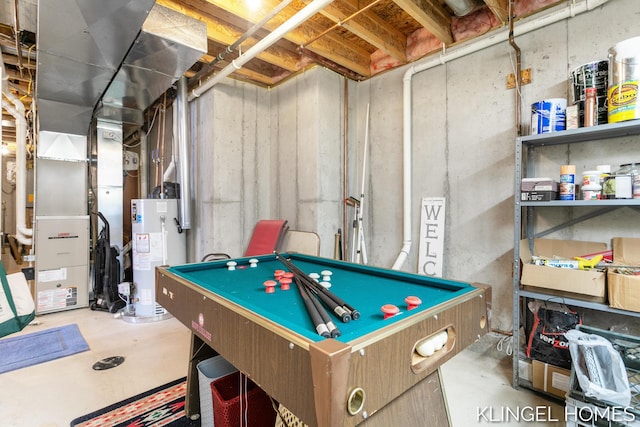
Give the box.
[418,197,445,277]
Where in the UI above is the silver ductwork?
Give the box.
[36,0,156,135]
[96,4,207,124]
[32,1,206,310]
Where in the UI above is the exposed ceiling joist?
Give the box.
[0,0,569,146]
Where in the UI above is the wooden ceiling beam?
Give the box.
[392,0,453,44]
[483,0,509,25]
[318,0,407,62]
[201,0,372,77]
[158,0,300,73]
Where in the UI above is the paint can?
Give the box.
[570,60,609,126]
[560,164,576,200]
[608,36,640,123]
[531,99,567,135]
[582,184,601,200]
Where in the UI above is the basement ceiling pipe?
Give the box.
[392,0,610,270]
[176,76,191,230]
[190,0,295,84]
[0,98,31,246]
[1,52,32,246]
[190,0,334,100]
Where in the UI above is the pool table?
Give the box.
[156,253,491,427]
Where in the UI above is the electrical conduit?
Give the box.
[392,0,610,270]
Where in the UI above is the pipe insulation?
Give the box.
[190,0,334,99]
[391,0,610,270]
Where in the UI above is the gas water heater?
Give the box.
[130,199,186,318]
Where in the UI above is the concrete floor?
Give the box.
[0,309,563,427]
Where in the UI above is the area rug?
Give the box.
[70,378,200,427]
[0,323,89,374]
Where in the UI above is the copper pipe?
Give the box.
[302,0,385,48]
[298,47,366,81]
[508,0,522,136]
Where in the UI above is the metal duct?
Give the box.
[96,4,207,124]
[443,0,480,16]
[36,0,155,134]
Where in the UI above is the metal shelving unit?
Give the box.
[512,120,640,392]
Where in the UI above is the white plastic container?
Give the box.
[582,170,600,187]
[197,356,237,426]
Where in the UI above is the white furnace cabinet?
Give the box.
[131,199,186,317]
[35,216,90,314]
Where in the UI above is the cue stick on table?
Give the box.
[294,274,331,338]
[276,253,360,321]
[276,253,353,322]
[295,277,341,338]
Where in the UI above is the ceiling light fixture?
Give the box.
[443,0,480,16]
[246,0,262,12]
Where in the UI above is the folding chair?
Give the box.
[280,230,320,256]
[201,219,289,261]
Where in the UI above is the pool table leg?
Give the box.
[185,332,218,420]
[359,368,450,427]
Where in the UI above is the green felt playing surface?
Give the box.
[167,253,476,342]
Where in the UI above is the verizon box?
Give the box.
[520,239,607,300]
[532,360,570,399]
[521,191,558,201]
[608,237,640,312]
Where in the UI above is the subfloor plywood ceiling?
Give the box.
[0,0,562,144]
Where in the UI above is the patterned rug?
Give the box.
[70,378,200,427]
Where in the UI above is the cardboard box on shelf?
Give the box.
[519,239,607,300]
[532,359,571,399]
[608,237,640,312]
[521,191,558,201]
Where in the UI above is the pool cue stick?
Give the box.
[355,103,370,265]
[303,278,352,323]
[278,254,351,322]
[280,257,360,323]
[283,256,359,320]
[276,253,358,321]
[296,276,341,338]
[295,277,330,338]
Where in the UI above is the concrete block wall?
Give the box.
[188,0,640,331]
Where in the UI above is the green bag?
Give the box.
[0,263,35,338]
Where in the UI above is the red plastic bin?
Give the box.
[210,371,277,427]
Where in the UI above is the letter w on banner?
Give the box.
[418,197,445,277]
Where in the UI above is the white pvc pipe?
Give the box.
[190,0,334,100]
[392,0,610,270]
[0,100,31,246]
[1,55,31,241]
